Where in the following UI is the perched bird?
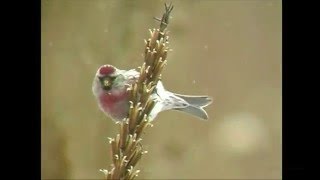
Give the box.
[92,64,212,122]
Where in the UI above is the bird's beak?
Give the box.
[98,76,112,90]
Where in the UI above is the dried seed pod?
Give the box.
[149,29,160,50]
[120,120,129,149]
[136,118,150,139]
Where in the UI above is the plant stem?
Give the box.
[101,3,174,180]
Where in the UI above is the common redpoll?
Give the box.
[92,64,212,122]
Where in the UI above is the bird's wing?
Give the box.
[124,69,140,80]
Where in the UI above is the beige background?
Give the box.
[41,0,281,179]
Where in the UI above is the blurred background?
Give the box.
[41,0,281,179]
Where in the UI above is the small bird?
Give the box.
[92,64,212,122]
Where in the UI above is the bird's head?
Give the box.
[95,64,121,91]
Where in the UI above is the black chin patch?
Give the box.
[99,76,116,91]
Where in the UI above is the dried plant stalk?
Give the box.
[100,3,174,180]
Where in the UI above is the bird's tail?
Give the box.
[173,94,213,120]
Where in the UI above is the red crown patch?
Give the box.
[99,65,115,76]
